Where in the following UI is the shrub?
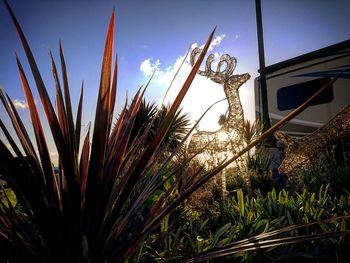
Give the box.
[0,1,215,261]
[147,186,350,262]
[290,146,350,196]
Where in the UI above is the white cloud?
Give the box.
[209,34,226,51]
[190,33,226,52]
[13,99,28,110]
[140,58,161,77]
[139,34,227,81]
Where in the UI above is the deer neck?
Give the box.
[223,83,244,127]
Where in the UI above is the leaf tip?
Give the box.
[110,8,115,24]
[210,27,216,41]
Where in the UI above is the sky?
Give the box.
[1,0,350,164]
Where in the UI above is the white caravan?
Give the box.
[255,39,350,136]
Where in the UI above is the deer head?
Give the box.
[190,47,250,86]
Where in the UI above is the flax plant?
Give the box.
[0,0,214,261]
[0,1,349,262]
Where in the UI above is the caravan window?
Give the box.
[277,77,334,111]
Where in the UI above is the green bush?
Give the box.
[291,149,350,196]
[146,186,350,262]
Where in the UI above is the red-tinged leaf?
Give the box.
[16,56,60,207]
[103,101,149,217]
[59,45,81,203]
[96,88,147,250]
[0,135,42,223]
[0,207,38,260]
[109,76,154,162]
[104,91,152,212]
[108,54,118,132]
[148,181,177,218]
[4,155,69,260]
[0,118,23,157]
[85,12,115,218]
[80,124,90,201]
[84,10,115,241]
[4,2,82,256]
[76,82,84,152]
[102,87,148,215]
[100,107,127,221]
[4,95,48,191]
[55,93,66,134]
[59,43,76,153]
[50,51,67,136]
[0,138,35,219]
[107,86,144,177]
[3,0,75,199]
[0,89,36,158]
[0,138,14,163]
[185,216,350,263]
[106,105,126,161]
[88,9,115,182]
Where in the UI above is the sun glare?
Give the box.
[181,77,253,132]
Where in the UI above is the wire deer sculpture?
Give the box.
[275,105,350,175]
[187,47,251,197]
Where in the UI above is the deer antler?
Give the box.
[190,47,215,77]
[190,47,237,81]
[218,54,236,76]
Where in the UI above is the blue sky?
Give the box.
[1,0,350,163]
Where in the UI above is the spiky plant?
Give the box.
[130,100,158,144]
[243,119,262,144]
[130,100,190,153]
[0,0,215,261]
[156,105,191,153]
[0,1,349,262]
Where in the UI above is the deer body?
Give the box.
[188,48,251,196]
[275,105,350,174]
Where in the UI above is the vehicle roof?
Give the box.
[262,39,350,74]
